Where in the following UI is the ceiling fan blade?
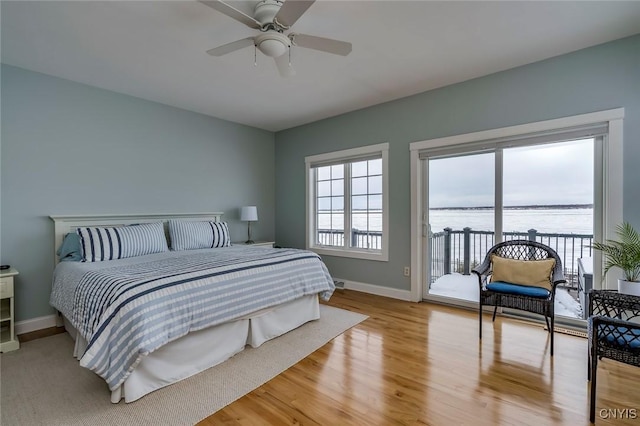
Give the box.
[275,54,296,77]
[199,1,261,29]
[207,37,255,56]
[274,0,315,28]
[290,33,352,56]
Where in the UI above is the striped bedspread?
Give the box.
[50,247,335,390]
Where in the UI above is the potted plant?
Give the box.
[591,222,640,296]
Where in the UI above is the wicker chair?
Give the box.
[587,290,640,423]
[472,240,566,356]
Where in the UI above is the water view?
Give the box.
[429,205,592,235]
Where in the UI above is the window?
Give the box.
[409,108,624,304]
[306,143,389,261]
[423,138,596,319]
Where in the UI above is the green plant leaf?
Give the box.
[590,222,640,282]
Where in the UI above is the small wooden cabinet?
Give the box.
[0,267,20,352]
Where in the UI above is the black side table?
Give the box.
[587,289,640,423]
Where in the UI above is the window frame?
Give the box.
[305,143,389,261]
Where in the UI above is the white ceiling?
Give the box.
[3,1,640,132]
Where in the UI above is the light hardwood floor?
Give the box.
[198,290,640,425]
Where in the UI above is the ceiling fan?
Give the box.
[200,0,352,77]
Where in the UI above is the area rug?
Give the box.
[0,305,367,426]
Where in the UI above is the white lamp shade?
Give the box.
[240,206,258,222]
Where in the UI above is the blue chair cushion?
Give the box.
[592,322,640,350]
[486,281,551,298]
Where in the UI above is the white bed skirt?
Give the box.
[64,295,320,403]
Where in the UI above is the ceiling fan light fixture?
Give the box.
[255,32,290,57]
[259,39,286,57]
[201,0,352,77]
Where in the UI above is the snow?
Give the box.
[429,273,583,319]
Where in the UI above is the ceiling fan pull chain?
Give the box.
[254,45,258,66]
[288,47,292,66]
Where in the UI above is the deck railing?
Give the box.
[428,228,593,289]
[317,229,382,250]
[317,227,592,289]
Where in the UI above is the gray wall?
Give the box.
[274,34,640,291]
[1,64,275,322]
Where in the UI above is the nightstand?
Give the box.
[233,241,275,248]
[0,267,20,352]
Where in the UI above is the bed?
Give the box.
[49,213,335,403]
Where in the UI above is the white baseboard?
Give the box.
[15,314,59,335]
[335,278,413,301]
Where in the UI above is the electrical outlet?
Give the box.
[403,266,410,277]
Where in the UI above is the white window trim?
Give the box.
[305,143,389,262]
[409,108,624,302]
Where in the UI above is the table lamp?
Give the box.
[240,206,258,244]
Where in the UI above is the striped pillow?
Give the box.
[169,220,231,251]
[76,222,168,262]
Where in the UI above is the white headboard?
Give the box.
[49,212,224,264]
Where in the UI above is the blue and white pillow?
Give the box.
[76,222,168,262]
[169,220,231,251]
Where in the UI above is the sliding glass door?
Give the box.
[502,139,594,319]
[423,138,596,321]
[426,152,494,303]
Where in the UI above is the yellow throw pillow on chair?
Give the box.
[490,255,556,290]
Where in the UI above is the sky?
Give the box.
[428,138,594,208]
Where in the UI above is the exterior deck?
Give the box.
[318,227,593,290]
[428,227,593,290]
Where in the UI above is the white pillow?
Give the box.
[76,222,168,262]
[169,220,231,251]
